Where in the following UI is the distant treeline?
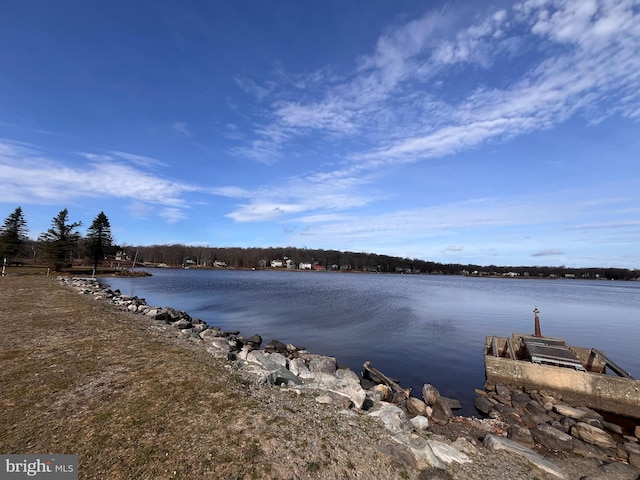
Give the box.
[123,244,640,281]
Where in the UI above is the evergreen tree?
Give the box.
[39,209,82,269]
[0,206,29,261]
[86,212,113,270]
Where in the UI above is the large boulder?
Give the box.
[405,397,427,417]
[484,434,567,479]
[422,384,440,406]
[288,358,312,378]
[570,422,617,449]
[204,338,231,358]
[245,350,302,386]
[553,404,587,420]
[430,396,453,425]
[303,369,367,409]
[532,424,574,452]
[474,395,494,415]
[392,433,444,470]
[428,439,472,465]
[369,404,413,434]
[508,424,535,448]
[307,355,337,374]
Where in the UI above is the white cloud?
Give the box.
[233,0,640,171]
[0,141,197,221]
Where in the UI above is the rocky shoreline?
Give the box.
[61,276,640,479]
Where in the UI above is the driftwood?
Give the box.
[363,361,411,398]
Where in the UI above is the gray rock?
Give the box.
[532,424,574,452]
[601,419,623,435]
[511,390,532,406]
[592,461,640,480]
[410,415,429,432]
[428,439,472,465]
[405,396,427,417]
[430,396,453,425]
[170,318,192,330]
[521,412,554,428]
[264,339,288,355]
[572,438,609,460]
[369,404,413,434]
[245,350,303,386]
[624,442,640,468]
[526,401,547,415]
[474,395,494,415]
[204,338,231,358]
[244,334,262,349]
[288,357,311,378]
[571,422,617,449]
[508,424,535,448]
[199,328,224,340]
[307,355,337,374]
[265,352,288,368]
[576,406,604,421]
[495,384,511,398]
[422,384,440,406]
[441,396,462,410]
[452,437,478,456]
[392,433,444,470]
[375,443,418,470]
[483,433,567,479]
[553,403,587,420]
[302,369,366,409]
[636,425,640,439]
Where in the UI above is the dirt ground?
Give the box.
[0,273,632,479]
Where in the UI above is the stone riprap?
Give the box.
[476,381,640,474]
[61,276,640,477]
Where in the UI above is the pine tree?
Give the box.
[0,206,29,261]
[86,212,113,270]
[39,209,82,269]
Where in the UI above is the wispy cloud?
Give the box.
[232,0,640,166]
[222,167,375,223]
[532,249,564,257]
[0,141,197,222]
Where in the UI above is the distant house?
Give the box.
[299,262,312,270]
[270,259,283,268]
[286,259,296,269]
[115,251,129,261]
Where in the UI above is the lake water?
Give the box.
[106,269,640,416]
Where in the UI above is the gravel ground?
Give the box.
[1,273,634,479]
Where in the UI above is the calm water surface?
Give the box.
[107,270,640,416]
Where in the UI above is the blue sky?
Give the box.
[1,0,639,268]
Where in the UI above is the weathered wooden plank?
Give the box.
[491,336,499,357]
[363,361,411,398]
[506,338,516,360]
[592,349,634,379]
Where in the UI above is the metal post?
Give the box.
[533,307,541,337]
[1,257,6,277]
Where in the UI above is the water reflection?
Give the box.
[107,270,640,416]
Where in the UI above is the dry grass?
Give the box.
[0,274,411,479]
